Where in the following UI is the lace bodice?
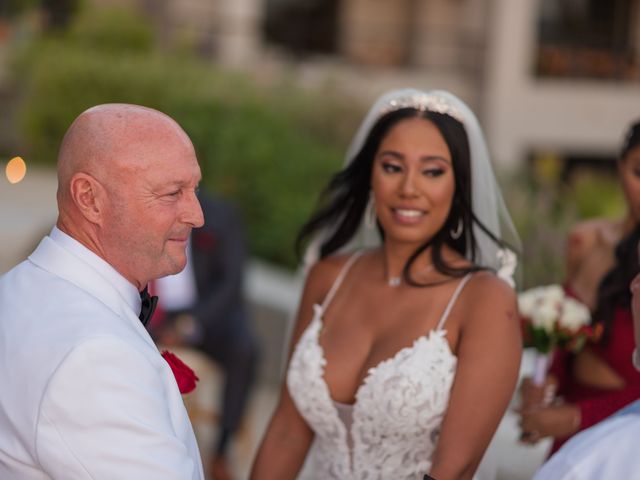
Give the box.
[287,253,471,479]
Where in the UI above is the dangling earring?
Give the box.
[450,218,463,239]
[365,195,377,229]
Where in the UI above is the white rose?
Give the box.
[518,290,538,317]
[531,302,558,332]
[519,286,550,313]
[542,285,564,304]
[559,298,590,332]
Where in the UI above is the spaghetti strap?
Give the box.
[435,273,473,331]
[320,251,363,312]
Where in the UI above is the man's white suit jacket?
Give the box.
[0,230,204,479]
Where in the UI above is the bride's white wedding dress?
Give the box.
[287,253,472,479]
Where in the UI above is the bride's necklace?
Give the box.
[387,263,436,287]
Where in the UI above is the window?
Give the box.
[535,0,640,81]
[263,0,339,57]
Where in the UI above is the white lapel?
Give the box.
[28,236,157,349]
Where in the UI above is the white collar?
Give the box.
[49,226,141,317]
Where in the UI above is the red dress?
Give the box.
[548,305,640,452]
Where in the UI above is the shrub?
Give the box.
[9,4,356,268]
[502,166,624,289]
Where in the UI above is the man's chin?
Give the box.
[159,255,188,277]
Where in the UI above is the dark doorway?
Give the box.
[263,0,339,57]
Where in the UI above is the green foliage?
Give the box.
[502,165,625,290]
[65,5,154,54]
[0,0,38,18]
[171,97,342,266]
[9,3,353,268]
[502,170,570,290]
[566,170,624,219]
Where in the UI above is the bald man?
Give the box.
[0,104,205,479]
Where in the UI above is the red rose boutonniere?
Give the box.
[161,350,199,394]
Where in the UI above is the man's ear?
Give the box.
[69,172,106,225]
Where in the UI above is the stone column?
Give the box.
[216,0,263,67]
[411,0,487,77]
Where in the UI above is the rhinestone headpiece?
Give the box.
[377,92,464,123]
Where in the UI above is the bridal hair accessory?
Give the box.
[303,88,521,286]
[496,248,517,288]
[378,92,465,123]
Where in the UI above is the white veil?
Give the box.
[302,88,521,286]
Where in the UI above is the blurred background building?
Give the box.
[3,0,639,171]
[117,0,640,168]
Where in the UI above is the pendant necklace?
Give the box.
[388,263,436,287]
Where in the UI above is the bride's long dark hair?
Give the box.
[296,108,508,285]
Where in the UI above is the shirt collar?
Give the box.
[49,226,141,317]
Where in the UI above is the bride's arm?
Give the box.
[250,259,339,479]
[429,273,522,480]
[250,385,314,479]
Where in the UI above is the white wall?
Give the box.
[484,0,640,168]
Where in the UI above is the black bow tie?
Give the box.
[139,286,158,327]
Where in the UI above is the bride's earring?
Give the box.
[365,195,377,229]
[450,218,463,239]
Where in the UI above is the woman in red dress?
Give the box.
[519,120,640,453]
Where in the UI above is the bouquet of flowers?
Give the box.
[518,285,602,386]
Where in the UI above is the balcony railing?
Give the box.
[535,45,640,82]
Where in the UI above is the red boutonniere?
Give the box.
[161,350,199,394]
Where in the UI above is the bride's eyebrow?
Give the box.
[376,150,450,165]
[377,150,404,160]
[420,155,451,165]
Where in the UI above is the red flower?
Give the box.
[161,350,199,394]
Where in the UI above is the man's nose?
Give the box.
[184,191,204,228]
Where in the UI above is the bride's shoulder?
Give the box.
[457,271,518,333]
[308,252,359,276]
[304,252,364,297]
[462,270,517,307]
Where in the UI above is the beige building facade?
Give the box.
[270,0,640,169]
[97,0,640,169]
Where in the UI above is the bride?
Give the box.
[250,89,522,479]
